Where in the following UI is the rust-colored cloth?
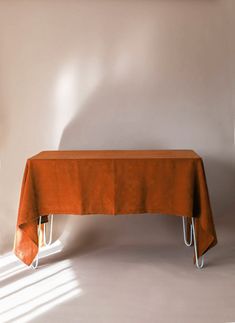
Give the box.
[14,150,217,266]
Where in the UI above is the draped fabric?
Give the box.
[14,150,217,266]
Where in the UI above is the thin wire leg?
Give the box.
[31,216,42,269]
[44,214,54,246]
[182,217,193,246]
[191,218,204,269]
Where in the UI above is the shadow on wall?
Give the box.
[59,78,165,150]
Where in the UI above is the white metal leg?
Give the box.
[182,216,204,269]
[31,215,42,269]
[182,217,193,246]
[31,214,54,269]
[191,217,204,269]
[43,214,54,246]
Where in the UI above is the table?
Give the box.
[14,150,217,268]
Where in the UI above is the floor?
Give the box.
[1,215,235,323]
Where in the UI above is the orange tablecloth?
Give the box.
[14,150,217,266]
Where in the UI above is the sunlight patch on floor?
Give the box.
[0,252,18,269]
[0,241,81,323]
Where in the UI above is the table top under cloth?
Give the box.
[14,150,217,266]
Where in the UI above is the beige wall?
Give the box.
[0,0,234,253]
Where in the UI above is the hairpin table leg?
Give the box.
[44,214,54,246]
[182,216,204,269]
[31,215,42,269]
[31,214,54,269]
[191,217,204,269]
[182,217,193,246]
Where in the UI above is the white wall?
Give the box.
[0,0,234,253]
